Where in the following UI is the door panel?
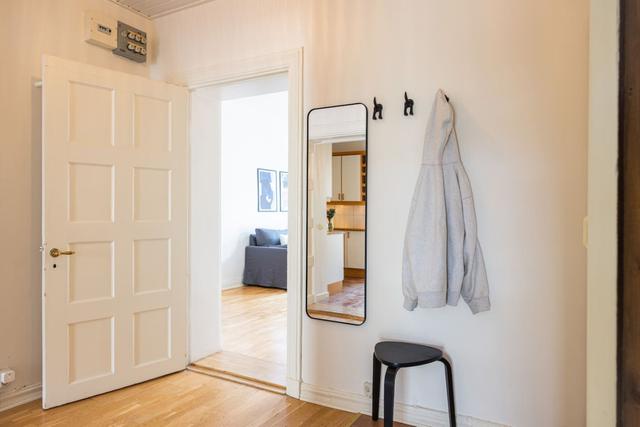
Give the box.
[42,56,188,409]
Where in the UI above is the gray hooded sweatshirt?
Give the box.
[402,90,490,314]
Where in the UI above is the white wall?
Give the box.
[153,2,589,425]
[189,89,223,361]
[586,0,619,424]
[0,0,152,402]
[221,89,289,288]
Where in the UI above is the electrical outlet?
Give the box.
[363,381,372,398]
[0,369,15,385]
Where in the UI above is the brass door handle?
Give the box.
[49,248,75,257]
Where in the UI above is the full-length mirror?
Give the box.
[306,104,367,325]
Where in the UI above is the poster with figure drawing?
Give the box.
[279,171,288,212]
[257,168,277,212]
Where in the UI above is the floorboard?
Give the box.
[191,351,286,390]
[220,285,287,363]
[0,371,363,426]
[192,285,287,387]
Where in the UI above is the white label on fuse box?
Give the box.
[84,11,117,50]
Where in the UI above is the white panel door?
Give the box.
[41,56,188,409]
[341,155,362,201]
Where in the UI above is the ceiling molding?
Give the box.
[109,0,216,19]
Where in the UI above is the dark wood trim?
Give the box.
[618,0,640,423]
[344,268,365,279]
[617,1,626,421]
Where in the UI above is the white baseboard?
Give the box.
[221,282,244,290]
[299,382,506,427]
[286,377,301,398]
[310,292,328,303]
[0,383,42,413]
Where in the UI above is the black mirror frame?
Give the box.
[305,102,368,326]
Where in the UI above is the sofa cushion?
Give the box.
[279,233,288,246]
[255,228,287,246]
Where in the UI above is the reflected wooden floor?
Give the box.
[0,371,363,426]
[308,279,365,324]
[192,286,287,388]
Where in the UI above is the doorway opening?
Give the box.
[188,74,289,391]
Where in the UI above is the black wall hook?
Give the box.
[372,97,383,120]
[404,92,414,116]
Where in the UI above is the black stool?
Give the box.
[372,341,456,427]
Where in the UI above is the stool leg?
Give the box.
[383,367,398,427]
[440,358,457,427]
[372,354,381,420]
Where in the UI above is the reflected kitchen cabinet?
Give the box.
[332,154,363,202]
[345,231,365,270]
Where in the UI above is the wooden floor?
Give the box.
[0,371,356,426]
[192,286,287,387]
[190,351,287,392]
[220,286,286,363]
[0,371,410,426]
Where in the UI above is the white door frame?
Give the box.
[169,48,304,397]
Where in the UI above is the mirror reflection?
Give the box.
[306,104,367,325]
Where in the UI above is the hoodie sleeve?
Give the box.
[461,234,491,314]
[458,177,491,314]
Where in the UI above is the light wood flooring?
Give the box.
[0,371,344,426]
[192,286,287,388]
[0,371,410,426]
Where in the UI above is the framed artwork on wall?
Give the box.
[279,171,288,212]
[257,168,278,212]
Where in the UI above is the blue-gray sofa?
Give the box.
[242,228,287,290]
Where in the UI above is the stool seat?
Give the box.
[374,341,443,368]
[372,341,456,426]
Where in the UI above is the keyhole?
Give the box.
[52,263,57,269]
